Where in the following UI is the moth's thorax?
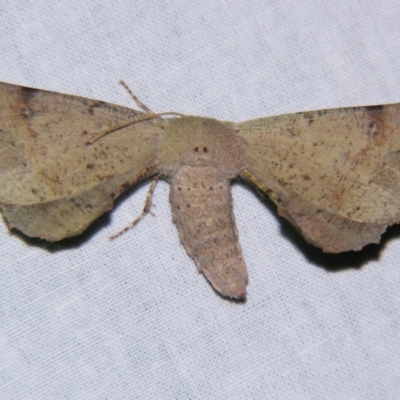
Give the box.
[156,116,246,178]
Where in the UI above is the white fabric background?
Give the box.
[1,1,400,398]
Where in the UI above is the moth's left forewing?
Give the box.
[238,104,400,252]
[0,82,165,240]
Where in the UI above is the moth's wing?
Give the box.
[0,82,165,241]
[0,166,151,241]
[238,105,400,252]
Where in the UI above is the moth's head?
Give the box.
[156,116,246,178]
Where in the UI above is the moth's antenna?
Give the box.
[87,80,185,145]
[119,80,153,114]
[87,111,184,145]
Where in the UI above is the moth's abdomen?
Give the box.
[170,166,248,298]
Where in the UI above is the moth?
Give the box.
[1,81,400,299]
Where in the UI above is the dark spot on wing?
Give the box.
[88,101,106,115]
[120,182,132,192]
[313,109,328,117]
[20,86,39,101]
[365,105,384,113]
[303,112,315,125]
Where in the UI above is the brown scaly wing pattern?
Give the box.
[0,82,164,240]
[238,105,400,252]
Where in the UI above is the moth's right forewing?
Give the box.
[239,105,400,252]
[0,82,164,205]
[0,82,165,240]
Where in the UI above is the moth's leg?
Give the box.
[110,176,159,240]
[119,80,154,114]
